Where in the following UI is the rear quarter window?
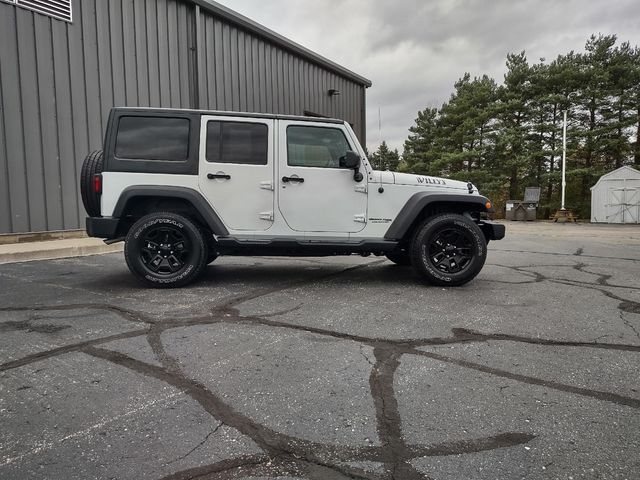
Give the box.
[115,116,190,161]
[206,121,268,165]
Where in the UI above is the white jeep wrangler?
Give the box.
[81,108,504,288]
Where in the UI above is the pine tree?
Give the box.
[631,46,640,167]
[531,52,580,213]
[402,107,439,174]
[603,40,638,168]
[369,141,400,171]
[400,34,640,217]
[494,52,533,200]
[572,35,616,209]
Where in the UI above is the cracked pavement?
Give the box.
[0,222,639,479]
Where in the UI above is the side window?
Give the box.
[115,116,189,161]
[287,126,351,168]
[206,121,268,165]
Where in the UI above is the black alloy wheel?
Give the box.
[140,225,190,275]
[124,212,208,288]
[410,213,486,286]
[428,227,474,274]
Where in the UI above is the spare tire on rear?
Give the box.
[80,150,104,217]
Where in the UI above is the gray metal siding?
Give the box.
[195,9,366,137]
[0,0,368,234]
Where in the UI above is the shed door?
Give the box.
[606,188,640,223]
[624,188,639,223]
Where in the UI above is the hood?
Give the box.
[386,172,475,192]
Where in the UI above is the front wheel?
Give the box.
[410,213,486,286]
[124,212,208,288]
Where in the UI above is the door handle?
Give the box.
[207,173,231,180]
[282,176,304,183]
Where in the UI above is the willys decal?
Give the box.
[416,176,446,186]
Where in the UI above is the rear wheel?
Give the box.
[124,212,207,288]
[410,213,486,286]
[80,150,103,217]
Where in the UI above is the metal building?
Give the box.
[590,166,640,224]
[0,0,371,234]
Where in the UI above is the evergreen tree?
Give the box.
[422,75,496,174]
[632,46,640,166]
[493,52,533,200]
[402,107,439,174]
[401,34,640,217]
[369,141,400,171]
[573,35,616,206]
[604,40,639,168]
[535,52,580,212]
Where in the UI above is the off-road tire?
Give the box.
[410,213,486,286]
[124,212,208,288]
[80,150,104,217]
[386,250,411,266]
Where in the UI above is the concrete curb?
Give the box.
[0,229,87,245]
[0,238,123,264]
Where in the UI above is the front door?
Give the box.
[277,121,368,233]
[198,116,274,231]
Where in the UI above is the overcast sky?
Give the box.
[216,0,640,154]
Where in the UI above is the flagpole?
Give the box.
[561,110,567,211]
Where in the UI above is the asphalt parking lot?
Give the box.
[1,222,639,480]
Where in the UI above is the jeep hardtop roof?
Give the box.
[111,107,345,125]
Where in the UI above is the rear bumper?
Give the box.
[478,220,505,241]
[86,217,119,238]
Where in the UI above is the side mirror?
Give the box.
[341,150,361,169]
[340,150,364,182]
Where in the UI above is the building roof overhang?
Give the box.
[189,0,372,87]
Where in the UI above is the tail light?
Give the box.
[93,174,102,194]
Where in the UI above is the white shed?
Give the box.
[590,166,640,223]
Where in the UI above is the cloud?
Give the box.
[215,0,640,153]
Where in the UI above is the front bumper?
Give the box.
[478,220,505,241]
[86,217,119,238]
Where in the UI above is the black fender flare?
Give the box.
[384,192,491,241]
[112,185,229,236]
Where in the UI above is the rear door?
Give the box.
[198,116,274,231]
[277,121,368,233]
